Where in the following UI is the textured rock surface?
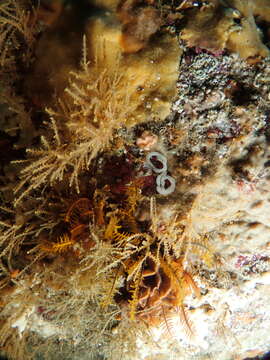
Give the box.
[132,51,270,360]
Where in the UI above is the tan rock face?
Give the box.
[180,0,270,59]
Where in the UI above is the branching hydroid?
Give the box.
[14,36,141,200]
[0,0,37,70]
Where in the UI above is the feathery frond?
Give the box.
[14,36,141,201]
[0,0,36,69]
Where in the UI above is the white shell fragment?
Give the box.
[146,151,167,174]
[156,173,176,195]
[145,151,176,195]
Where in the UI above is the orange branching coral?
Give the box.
[65,198,92,227]
[105,214,133,244]
[105,183,142,243]
[126,256,200,324]
[40,198,94,255]
[99,195,206,332]
[107,231,201,339]
[41,234,75,254]
[65,198,94,247]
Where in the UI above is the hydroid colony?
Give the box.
[0,1,270,359]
